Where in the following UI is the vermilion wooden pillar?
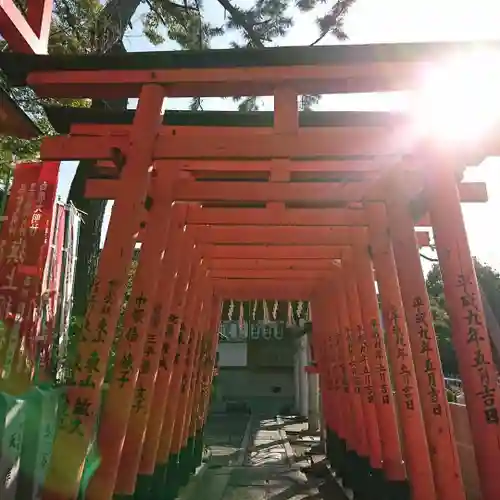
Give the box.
[423,160,500,500]
[312,293,345,474]
[175,285,213,488]
[351,244,407,491]
[151,257,207,499]
[330,303,351,452]
[386,179,465,500]
[367,203,437,500]
[134,234,196,497]
[342,253,383,482]
[168,279,212,492]
[42,84,165,500]
[184,296,215,475]
[114,204,188,495]
[192,295,222,468]
[332,279,370,488]
[88,168,178,500]
[311,298,335,435]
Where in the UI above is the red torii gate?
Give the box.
[0,39,498,500]
[0,0,52,54]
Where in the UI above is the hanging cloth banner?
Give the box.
[0,162,42,377]
[19,162,59,373]
[0,161,60,378]
[56,204,80,383]
[38,202,66,373]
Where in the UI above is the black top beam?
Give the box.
[43,106,408,134]
[0,87,41,137]
[1,40,499,86]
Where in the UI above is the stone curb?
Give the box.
[179,414,253,500]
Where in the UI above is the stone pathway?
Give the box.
[183,414,348,500]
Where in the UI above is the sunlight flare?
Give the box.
[412,50,500,143]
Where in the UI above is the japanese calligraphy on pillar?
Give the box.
[336,329,349,394]
[58,393,91,436]
[159,314,179,371]
[457,274,499,425]
[132,302,162,413]
[117,293,148,387]
[180,327,196,394]
[413,296,442,416]
[370,319,390,404]
[330,334,341,393]
[390,308,415,410]
[358,325,374,403]
[346,328,361,394]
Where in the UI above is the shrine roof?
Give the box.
[44,106,408,134]
[1,40,499,86]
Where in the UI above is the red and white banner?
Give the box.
[0,161,60,376]
[39,202,66,369]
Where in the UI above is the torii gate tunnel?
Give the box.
[1,35,500,500]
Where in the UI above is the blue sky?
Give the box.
[56,0,500,271]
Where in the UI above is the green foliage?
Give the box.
[446,388,458,403]
[426,259,500,376]
[142,0,356,110]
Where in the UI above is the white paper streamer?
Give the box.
[272,300,278,320]
[263,300,270,324]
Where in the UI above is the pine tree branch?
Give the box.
[215,0,265,48]
[420,252,439,263]
[98,0,143,51]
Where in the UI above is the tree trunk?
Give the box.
[68,0,142,317]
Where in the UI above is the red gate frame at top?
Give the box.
[0,0,52,54]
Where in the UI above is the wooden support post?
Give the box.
[329,296,354,472]
[42,84,165,500]
[326,307,345,448]
[332,279,370,487]
[351,244,407,486]
[311,296,343,471]
[151,255,206,499]
[310,300,333,431]
[423,160,500,500]
[194,296,222,450]
[134,233,195,496]
[185,296,214,475]
[175,286,213,487]
[342,252,383,474]
[367,203,437,500]
[88,168,177,500]
[114,204,188,495]
[386,178,466,500]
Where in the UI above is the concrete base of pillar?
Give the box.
[307,372,320,433]
[133,472,154,500]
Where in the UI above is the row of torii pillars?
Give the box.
[43,172,496,500]
[17,86,499,500]
[0,4,498,500]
